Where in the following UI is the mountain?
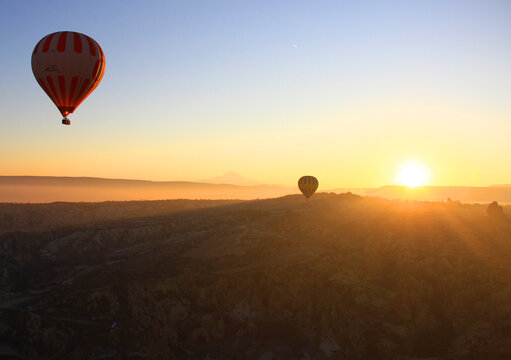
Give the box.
[0,176,292,203]
[5,175,511,204]
[200,171,263,186]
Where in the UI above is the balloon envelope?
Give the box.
[298,176,319,199]
[31,31,105,120]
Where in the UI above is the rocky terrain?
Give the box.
[1,193,511,359]
[0,199,242,234]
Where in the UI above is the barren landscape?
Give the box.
[1,193,511,359]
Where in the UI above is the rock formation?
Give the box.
[487,201,510,224]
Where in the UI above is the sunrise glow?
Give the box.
[395,161,432,188]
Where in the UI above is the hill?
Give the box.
[5,176,511,204]
[0,176,292,203]
[200,171,263,186]
[328,185,511,204]
[1,194,511,359]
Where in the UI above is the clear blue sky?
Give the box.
[0,1,510,187]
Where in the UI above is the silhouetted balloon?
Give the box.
[32,31,105,125]
[298,176,318,202]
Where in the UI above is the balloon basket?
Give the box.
[62,118,71,125]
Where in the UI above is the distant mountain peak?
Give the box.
[200,171,263,186]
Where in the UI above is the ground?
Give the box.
[1,193,511,359]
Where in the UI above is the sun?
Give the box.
[395,161,432,188]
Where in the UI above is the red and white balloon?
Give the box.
[32,31,105,125]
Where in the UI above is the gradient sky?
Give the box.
[1,0,510,188]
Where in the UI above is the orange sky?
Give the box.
[2,96,510,188]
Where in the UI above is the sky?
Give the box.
[0,0,510,188]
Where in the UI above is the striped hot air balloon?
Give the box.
[298,176,319,203]
[32,31,105,125]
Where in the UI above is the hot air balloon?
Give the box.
[32,31,105,125]
[298,176,318,203]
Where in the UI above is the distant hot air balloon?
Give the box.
[298,176,318,203]
[32,31,105,125]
